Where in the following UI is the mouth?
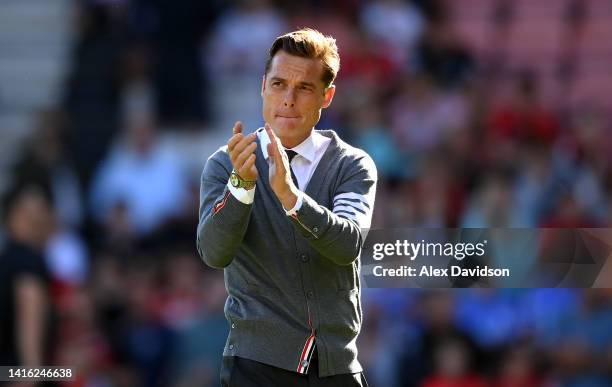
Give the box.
[276,114,300,119]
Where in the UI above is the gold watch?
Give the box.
[230,171,256,190]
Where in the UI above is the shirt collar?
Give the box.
[259,127,319,163]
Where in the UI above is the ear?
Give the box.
[322,85,336,109]
[261,75,266,97]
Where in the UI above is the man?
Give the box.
[197,28,377,386]
[90,111,190,237]
[0,181,54,387]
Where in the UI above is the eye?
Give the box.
[299,85,313,92]
[271,81,282,88]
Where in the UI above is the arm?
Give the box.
[289,157,377,265]
[15,275,47,366]
[264,124,377,266]
[196,153,254,269]
[197,122,259,269]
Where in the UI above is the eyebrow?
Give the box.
[269,77,317,89]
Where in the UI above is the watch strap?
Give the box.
[231,171,256,190]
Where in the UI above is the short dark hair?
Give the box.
[265,28,340,87]
[1,179,52,224]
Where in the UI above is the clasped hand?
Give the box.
[227,121,298,209]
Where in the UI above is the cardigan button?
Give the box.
[300,254,309,263]
[307,291,314,299]
[312,226,319,233]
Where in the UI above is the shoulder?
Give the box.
[202,145,232,176]
[209,144,231,162]
[318,130,377,177]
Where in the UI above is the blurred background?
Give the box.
[0,0,611,386]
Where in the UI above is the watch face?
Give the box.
[230,173,239,187]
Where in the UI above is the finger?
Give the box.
[231,133,257,159]
[228,121,244,152]
[235,142,257,169]
[228,133,243,153]
[232,121,243,135]
[264,123,283,166]
[264,122,277,143]
[239,154,257,175]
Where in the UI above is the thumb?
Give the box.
[233,121,243,135]
[264,122,275,141]
[265,123,282,165]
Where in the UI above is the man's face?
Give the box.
[262,51,335,148]
[11,188,54,246]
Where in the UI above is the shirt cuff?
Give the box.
[284,191,303,216]
[227,180,255,204]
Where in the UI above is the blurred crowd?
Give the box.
[1,0,611,386]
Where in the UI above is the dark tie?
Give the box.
[284,149,299,187]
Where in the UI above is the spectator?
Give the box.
[0,181,55,368]
[90,111,190,237]
[359,0,425,69]
[421,339,488,387]
[129,0,217,124]
[397,291,483,386]
[13,109,83,229]
[205,0,287,131]
[547,290,612,386]
[492,346,549,387]
[461,171,525,227]
[390,74,469,154]
[416,18,475,88]
[486,71,559,146]
[64,1,125,184]
[12,110,90,292]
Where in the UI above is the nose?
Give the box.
[283,88,296,108]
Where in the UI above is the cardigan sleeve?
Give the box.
[196,148,254,268]
[288,151,377,266]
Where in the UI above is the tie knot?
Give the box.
[285,149,298,163]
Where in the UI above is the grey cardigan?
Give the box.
[197,129,377,377]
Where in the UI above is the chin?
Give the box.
[274,125,306,146]
[272,122,296,136]
[275,126,295,141]
[274,118,300,128]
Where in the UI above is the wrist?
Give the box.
[278,187,298,210]
[230,170,256,190]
